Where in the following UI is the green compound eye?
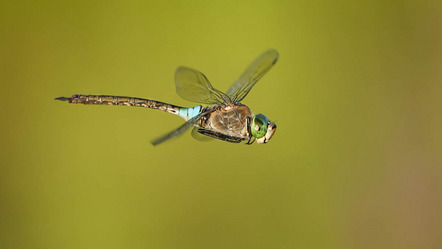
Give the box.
[251,114,269,138]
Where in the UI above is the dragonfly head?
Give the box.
[251,114,277,144]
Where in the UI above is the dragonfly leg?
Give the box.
[245,116,255,145]
[196,129,243,143]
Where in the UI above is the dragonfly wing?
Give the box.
[151,114,202,146]
[175,67,231,104]
[226,50,278,102]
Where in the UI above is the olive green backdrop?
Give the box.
[1,0,441,248]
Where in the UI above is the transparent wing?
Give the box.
[226,50,279,102]
[175,67,231,104]
[150,114,202,146]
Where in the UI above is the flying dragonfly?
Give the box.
[56,50,278,146]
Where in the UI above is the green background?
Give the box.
[1,0,441,248]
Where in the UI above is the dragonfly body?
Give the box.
[56,50,278,146]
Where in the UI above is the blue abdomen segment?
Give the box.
[178,105,202,120]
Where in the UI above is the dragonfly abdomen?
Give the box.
[55,94,200,119]
[178,106,202,120]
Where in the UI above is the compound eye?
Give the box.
[251,114,269,138]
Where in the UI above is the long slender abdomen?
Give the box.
[55,94,201,120]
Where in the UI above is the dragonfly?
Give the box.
[55,50,278,146]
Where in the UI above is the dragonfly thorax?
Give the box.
[198,103,251,139]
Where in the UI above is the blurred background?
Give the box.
[1,0,441,248]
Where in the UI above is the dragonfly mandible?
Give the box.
[56,50,278,146]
